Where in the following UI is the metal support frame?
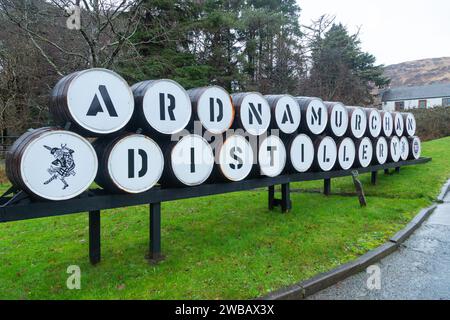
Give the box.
[89,210,101,265]
[324,179,331,196]
[384,169,390,175]
[148,202,163,263]
[395,167,401,173]
[371,171,378,185]
[268,184,291,213]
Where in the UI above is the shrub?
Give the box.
[410,107,450,141]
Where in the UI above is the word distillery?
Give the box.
[6,68,422,201]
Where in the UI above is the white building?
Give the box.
[381,83,450,111]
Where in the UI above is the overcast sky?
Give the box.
[297,0,450,66]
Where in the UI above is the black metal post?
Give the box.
[395,167,400,173]
[384,169,389,175]
[371,171,378,185]
[324,179,331,196]
[268,185,275,210]
[89,210,101,265]
[281,183,291,213]
[149,202,163,263]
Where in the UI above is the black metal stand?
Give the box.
[384,169,389,175]
[148,202,163,263]
[371,171,378,185]
[89,210,101,265]
[395,167,400,173]
[324,179,331,196]
[268,184,291,213]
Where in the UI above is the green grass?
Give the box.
[0,137,449,299]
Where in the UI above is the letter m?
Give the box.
[311,106,322,125]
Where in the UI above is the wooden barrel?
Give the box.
[380,111,393,137]
[94,133,164,193]
[160,134,214,187]
[393,112,404,137]
[324,102,349,137]
[388,136,401,162]
[313,136,337,172]
[288,134,315,173]
[408,136,421,160]
[231,92,271,136]
[336,137,355,170]
[373,136,388,165]
[354,137,373,168]
[365,108,382,138]
[264,95,301,134]
[132,79,192,135]
[187,86,234,134]
[258,135,287,177]
[50,68,134,136]
[6,127,98,200]
[216,134,254,181]
[402,113,416,137]
[399,136,409,161]
[295,97,328,135]
[346,107,367,139]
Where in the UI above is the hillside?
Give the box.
[385,57,450,87]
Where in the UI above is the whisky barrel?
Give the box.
[388,136,401,162]
[231,92,271,136]
[346,107,367,139]
[408,136,421,160]
[399,136,409,161]
[314,136,337,172]
[355,137,373,168]
[336,137,356,170]
[187,86,234,134]
[160,134,214,186]
[264,95,301,134]
[50,68,134,136]
[258,135,287,177]
[288,134,315,173]
[393,112,404,136]
[216,134,254,181]
[6,128,98,200]
[295,97,328,135]
[324,102,349,137]
[373,136,388,165]
[380,111,393,137]
[94,133,164,193]
[402,113,416,137]
[132,79,192,135]
[365,108,382,138]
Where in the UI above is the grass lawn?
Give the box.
[0,137,448,299]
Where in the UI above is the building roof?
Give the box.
[382,83,450,102]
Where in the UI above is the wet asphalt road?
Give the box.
[309,192,450,300]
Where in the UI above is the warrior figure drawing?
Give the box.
[43,144,76,190]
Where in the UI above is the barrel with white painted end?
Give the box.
[402,113,416,137]
[265,95,301,134]
[373,136,388,165]
[393,112,404,137]
[295,97,328,136]
[231,92,271,136]
[216,134,254,182]
[380,111,393,137]
[365,108,382,138]
[399,136,409,161]
[161,134,214,187]
[336,137,356,170]
[6,128,98,200]
[187,86,234,134]
[313,136,337,172]
[50,68,135,136]
[354,137,373,168]
[324,102,349,138]
[132,79,192,135]
[94,133,164,193]
[408,136,421,160]
[388,136,401,162]
[258,135,286,177]
[346,107,367,139]
[288,134,315,173]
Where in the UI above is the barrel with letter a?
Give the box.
[6,128,98,200]
[94,133,164,193]
[50,68,135,136]
[393,112,404,137]
[265,95,301,135]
